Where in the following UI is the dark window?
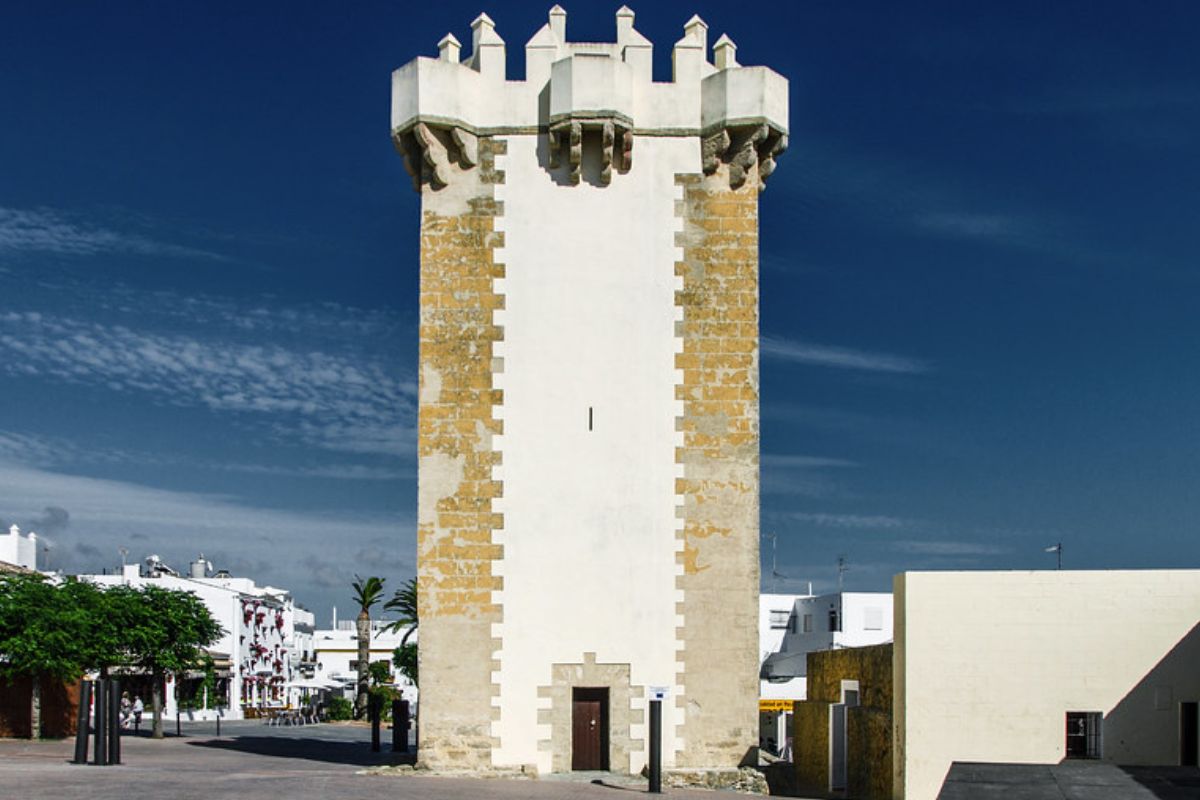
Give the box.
[828,607,841,633]
[1066,712,1102,758]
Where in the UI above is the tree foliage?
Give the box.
[393,641,418,688]
[382,576,418,646]
[0,573,223,738]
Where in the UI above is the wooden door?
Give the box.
[572,687,609,770]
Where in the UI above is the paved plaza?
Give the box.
[0,721,764,800]
[938,761,1200,800]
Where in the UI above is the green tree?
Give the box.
[384,576,419,688]
[382,576,418,646]
[125,586,223,738]
[393,641,418,688]
[367,659,391,687]
[0,574,98,738]
[350,575,385,719]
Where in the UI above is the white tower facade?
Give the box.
[392,7,787,775]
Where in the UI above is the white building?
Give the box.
[311,618,417,703]
[758,592,812,750]
[760,592,894,701]
[82,554,309,720]
[895,570,1200,800]
[395,6,787,774]
[0,524,38,571]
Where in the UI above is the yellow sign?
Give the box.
[759,699,797,712]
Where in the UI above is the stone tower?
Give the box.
[391,6,787,775]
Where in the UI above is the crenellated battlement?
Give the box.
[391,6,788,189]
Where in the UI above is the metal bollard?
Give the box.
[369,695,381,753]
[94,679,108,766]
[392,699,410,752]
[108,678,121,765]
[72,680,91,764]
[648,698,662,794]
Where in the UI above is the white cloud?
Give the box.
[761,335,931,374]
[784,512,908,530]
[0,312,416,456]
[763,454,858,469]
[0,207,224,260]
[892,539,1006,557]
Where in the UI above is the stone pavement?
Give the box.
[938,761,1200,800]
[0,721,778,799]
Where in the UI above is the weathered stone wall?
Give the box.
[416,137,506,770]
[806,643,894,707]
[793,699,831,794]
[674,170,761,767]
[848,706,893,800]
[794,643,894,799]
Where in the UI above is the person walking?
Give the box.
[132,696,144,732]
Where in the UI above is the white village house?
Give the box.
[81,554,316,720]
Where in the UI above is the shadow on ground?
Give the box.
[187,736,417,768]
[1123,766,1200,800]
[939,762,1200,800]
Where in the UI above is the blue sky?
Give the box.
[2,2,1198,619]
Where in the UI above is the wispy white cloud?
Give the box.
[783,512,908,530]
[764,453,858,469]
[891,539,1006,557]
[219,462,412,481]
[0,312,415,456]
[0,207,225,261]
[762,453,858,498]
[761,335,931,374]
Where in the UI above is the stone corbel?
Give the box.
[701,123,788,190]
[568,121,582,185]
[391,122,480,191]
[547,117,632,186]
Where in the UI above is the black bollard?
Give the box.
[176,711,181,737]
[216,708,221,737]
[94,679,108,766]
[392,699,410,752]
[72,680,91,764]
[107,678,121,765]
[648,698,662,794]
[370,694,381,753]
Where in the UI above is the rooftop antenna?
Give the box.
[118,547,128,568]
[1044,542,1062,570]
[764,531,787,592]
[836,554,849,591]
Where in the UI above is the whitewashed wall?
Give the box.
[895,570,1200,800]
[489,134,696,774]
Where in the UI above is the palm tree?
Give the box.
[350,575,385,719]
[384,577,419,689]
[383,576,418,646]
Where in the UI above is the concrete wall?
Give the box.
[895,570,1200,800]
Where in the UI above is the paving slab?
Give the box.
[0,722,779,800]
[938,761,1196,800]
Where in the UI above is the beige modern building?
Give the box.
[895,570,1200,800]
[390,6,787,775]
